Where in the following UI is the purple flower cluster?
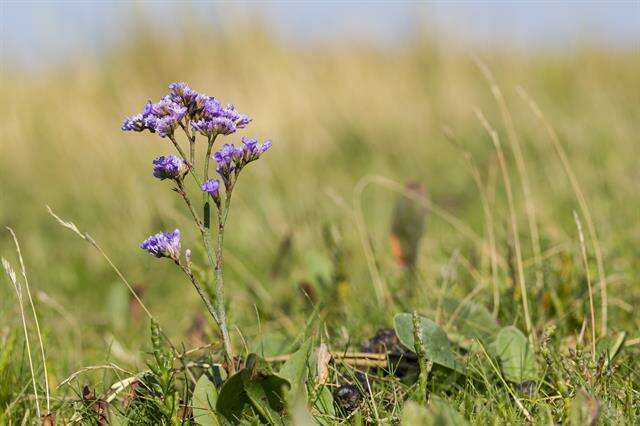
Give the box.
[122,82,250,139]
[122,97,187,138]
[191,98,251,138]
[152,155,187,180]
[201,179,220,200]
[212,138,272,179]
[140,229,181,260]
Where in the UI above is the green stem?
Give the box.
[168,134,201,187]
[175,180,202,230]
[177,261,219,326]
[214,192,235,374]
[412,311,431,404]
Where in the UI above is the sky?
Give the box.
[2,1,639,69]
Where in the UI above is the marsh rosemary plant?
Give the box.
[123,82,271,374]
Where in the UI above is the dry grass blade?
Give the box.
[46,205,155,323]
[475,58,544,293]
[574,211,597,362]
[443,126,501,318]
[475,109,534,342]
[6,227,51,414]
[516,87,608,336]
[1,257,41,418]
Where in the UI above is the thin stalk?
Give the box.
[201,135,218,272]
[175,180,203,230]
[179,122,196,166]
[517,86,608,336]
[168,134,201,187]
[203,135,217,185]
[46,207,182,356]
[176,261,220,326]
[2,258,41,418]
[443,129,501,318]
[574,212,596,362]
[214,192,235,374]
[6,229,50,414]
[412,311,432,404]
[476,59,544,292]
[168,134,190,168]
[175,179,217,298]
[476,109,534,342]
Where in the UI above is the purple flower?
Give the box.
[168,82,199,107]
[122,96,186,138]
[152,155,187,180]
[213,143,243,175]
[140,229,181,260]
[191,98,251,138]
[122,83,250,140]
[241,137,272,162]
[201,179,221,199]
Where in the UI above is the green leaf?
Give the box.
[494,326,537,383]
[279,338,313,402]
[312,386,336,425]
[216,354,291,424]
[192,374,220,426]
[402,397,469,426]
[216,369,250,423]
[441,297,499,344]
[394,313,465,374]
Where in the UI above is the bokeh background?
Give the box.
[1,1,639,381]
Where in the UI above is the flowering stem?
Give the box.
[175,180,202,230]
[168,134,190,168]
[169,134,202,188]
[203,135,217,186]
[214,190,235,375]
[176,261,220,326]
[179,121,197,167]
[175,180,218,301]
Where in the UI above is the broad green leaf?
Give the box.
[494,326,537,383]
[441,297,499,344]
[216,369,250,422]
[394,313,465,374]
[216,354,291,424]
[402,397,469,426]
[192,374,220,426]
[279,338,313,401]
[312,385,336,425]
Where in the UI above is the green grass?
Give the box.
[1,19,639,424]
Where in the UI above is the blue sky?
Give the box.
[2,1,639,68]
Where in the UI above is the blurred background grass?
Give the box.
[1,5,639,388]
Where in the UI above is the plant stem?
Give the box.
[203,135,217,185]
[168,134,201,187]
[214,191,235,374]
[177,261,219,326]
[179,122,196,166]
[412,311,431,404]
[175,180,203,230]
